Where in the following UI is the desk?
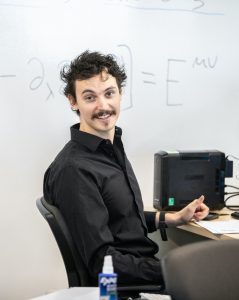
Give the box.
[31,287,171,300]
[148,206,239,259]
[30,287,99,300]
[177,207,239,241]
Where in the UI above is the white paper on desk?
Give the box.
[30,287,99,300]
[140,293,171,300]
[195,219,239,234]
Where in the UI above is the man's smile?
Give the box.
[92,110,116,120]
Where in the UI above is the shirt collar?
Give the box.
[70,123,122,152]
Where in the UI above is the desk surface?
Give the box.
[177,207,239,240]
[30,287,99,300]
[31,287,171,300]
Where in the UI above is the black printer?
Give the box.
[153,150,230,210]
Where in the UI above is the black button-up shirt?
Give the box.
[43,123,163,285]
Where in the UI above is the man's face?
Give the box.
[69,72,121,140]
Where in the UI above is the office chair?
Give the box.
[36,196,163,299]
[161,239,239,300]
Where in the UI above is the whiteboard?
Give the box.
[0,1,239,299]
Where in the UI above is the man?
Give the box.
[43,50,209,286]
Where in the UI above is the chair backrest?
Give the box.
[36,196,91,287]
[161,239,239,300]
[36,196,163,298]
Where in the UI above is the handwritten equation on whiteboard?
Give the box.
[141,56,218,106]
[0,45,218,110]
[105,0,224,16]
[0,0,225,16]
[0,48,218,110]
[0,0,69,7]
[0,1,224,109]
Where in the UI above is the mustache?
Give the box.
[92,110,116,119]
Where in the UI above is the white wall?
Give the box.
[1,1,239,299]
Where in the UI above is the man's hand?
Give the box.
[164,195,209,227]
[176,195,209,225]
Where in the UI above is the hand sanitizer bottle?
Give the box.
[99,255,118,300]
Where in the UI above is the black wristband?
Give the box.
[158,211,168,241]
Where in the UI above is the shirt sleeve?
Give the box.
[144,211,158,233]
[44,163,163,286]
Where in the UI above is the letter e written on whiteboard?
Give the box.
[166,58,186,106]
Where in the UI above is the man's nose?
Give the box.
[97,96,109,109]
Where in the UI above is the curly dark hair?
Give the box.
[60,50,127,100]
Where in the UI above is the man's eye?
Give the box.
[106,90,115,97]
[84,95,95,102]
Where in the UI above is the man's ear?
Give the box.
[67,95,78,111]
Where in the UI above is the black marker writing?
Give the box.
[58,60,70,95]
[142,71,156,84]
[166,58,186,106]
[192,56,218,69]
[46,83,54,101]
[0,74,16,78]
[105,0,224,16]
[193,0,205,11]
[117,44,133,110]
[27,57,44,90]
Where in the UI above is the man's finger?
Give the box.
[194,195,205,205]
